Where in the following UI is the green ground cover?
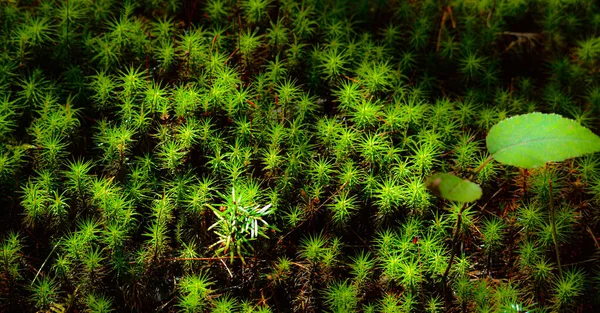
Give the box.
[1,0,600,312]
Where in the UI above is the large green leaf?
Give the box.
[425,173,482,203]
[487,112,600,169]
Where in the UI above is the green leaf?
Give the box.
[425,173,482,203]
[487,112,600,169]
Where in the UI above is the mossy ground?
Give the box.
[1,0,600,312]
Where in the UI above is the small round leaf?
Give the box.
[425,173,482,203]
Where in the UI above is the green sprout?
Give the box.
[208,187,272,263]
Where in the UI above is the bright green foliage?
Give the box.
[319,47,349,80]
[448,203,477,236]
[63,158,93,197]
[552,267,586,311]
[0,95,18,138]
[517,201,546,234]
[156,140,187,172]
[29,276,60,311]
[238,28,263,64]
[487,113,600,169]
[86,293,114,313]
[298,232,328,264]
[372,176,403,218]
[481,216,505,253]
[349,250,376,286]
[208,187,272,263]
[94,121,136,172]
[425,296,444,313]
[0,232,22,282]
[211,293,238,313]
[378,293,402,312]
[327,189,358,226]
[1,1,599,312]
[473,152,497,185]
[178,273,214,313]
[21,180,50,228]
[575,37,600,65]
[241,0,272,24]
[322,280,359,313]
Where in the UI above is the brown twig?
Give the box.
[220,258,233,278]
[211,33,218,53]
[376,115,392,128]
[343,75,360,83]
[498,32,542,53]
[436,7,450,53]
[448,7,456,29]
[224,48,239,65]
[436,12,448,53]
[586,226,600,249]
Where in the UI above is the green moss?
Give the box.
[1,0,600,311]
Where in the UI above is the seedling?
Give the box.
[208,187,272,264]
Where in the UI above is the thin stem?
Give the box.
[549,178,562,274]
[30,244,58,286]
[436,8,448,52]
[443,202,465,306]
[443,203,464,280]
[471,154,495,179]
